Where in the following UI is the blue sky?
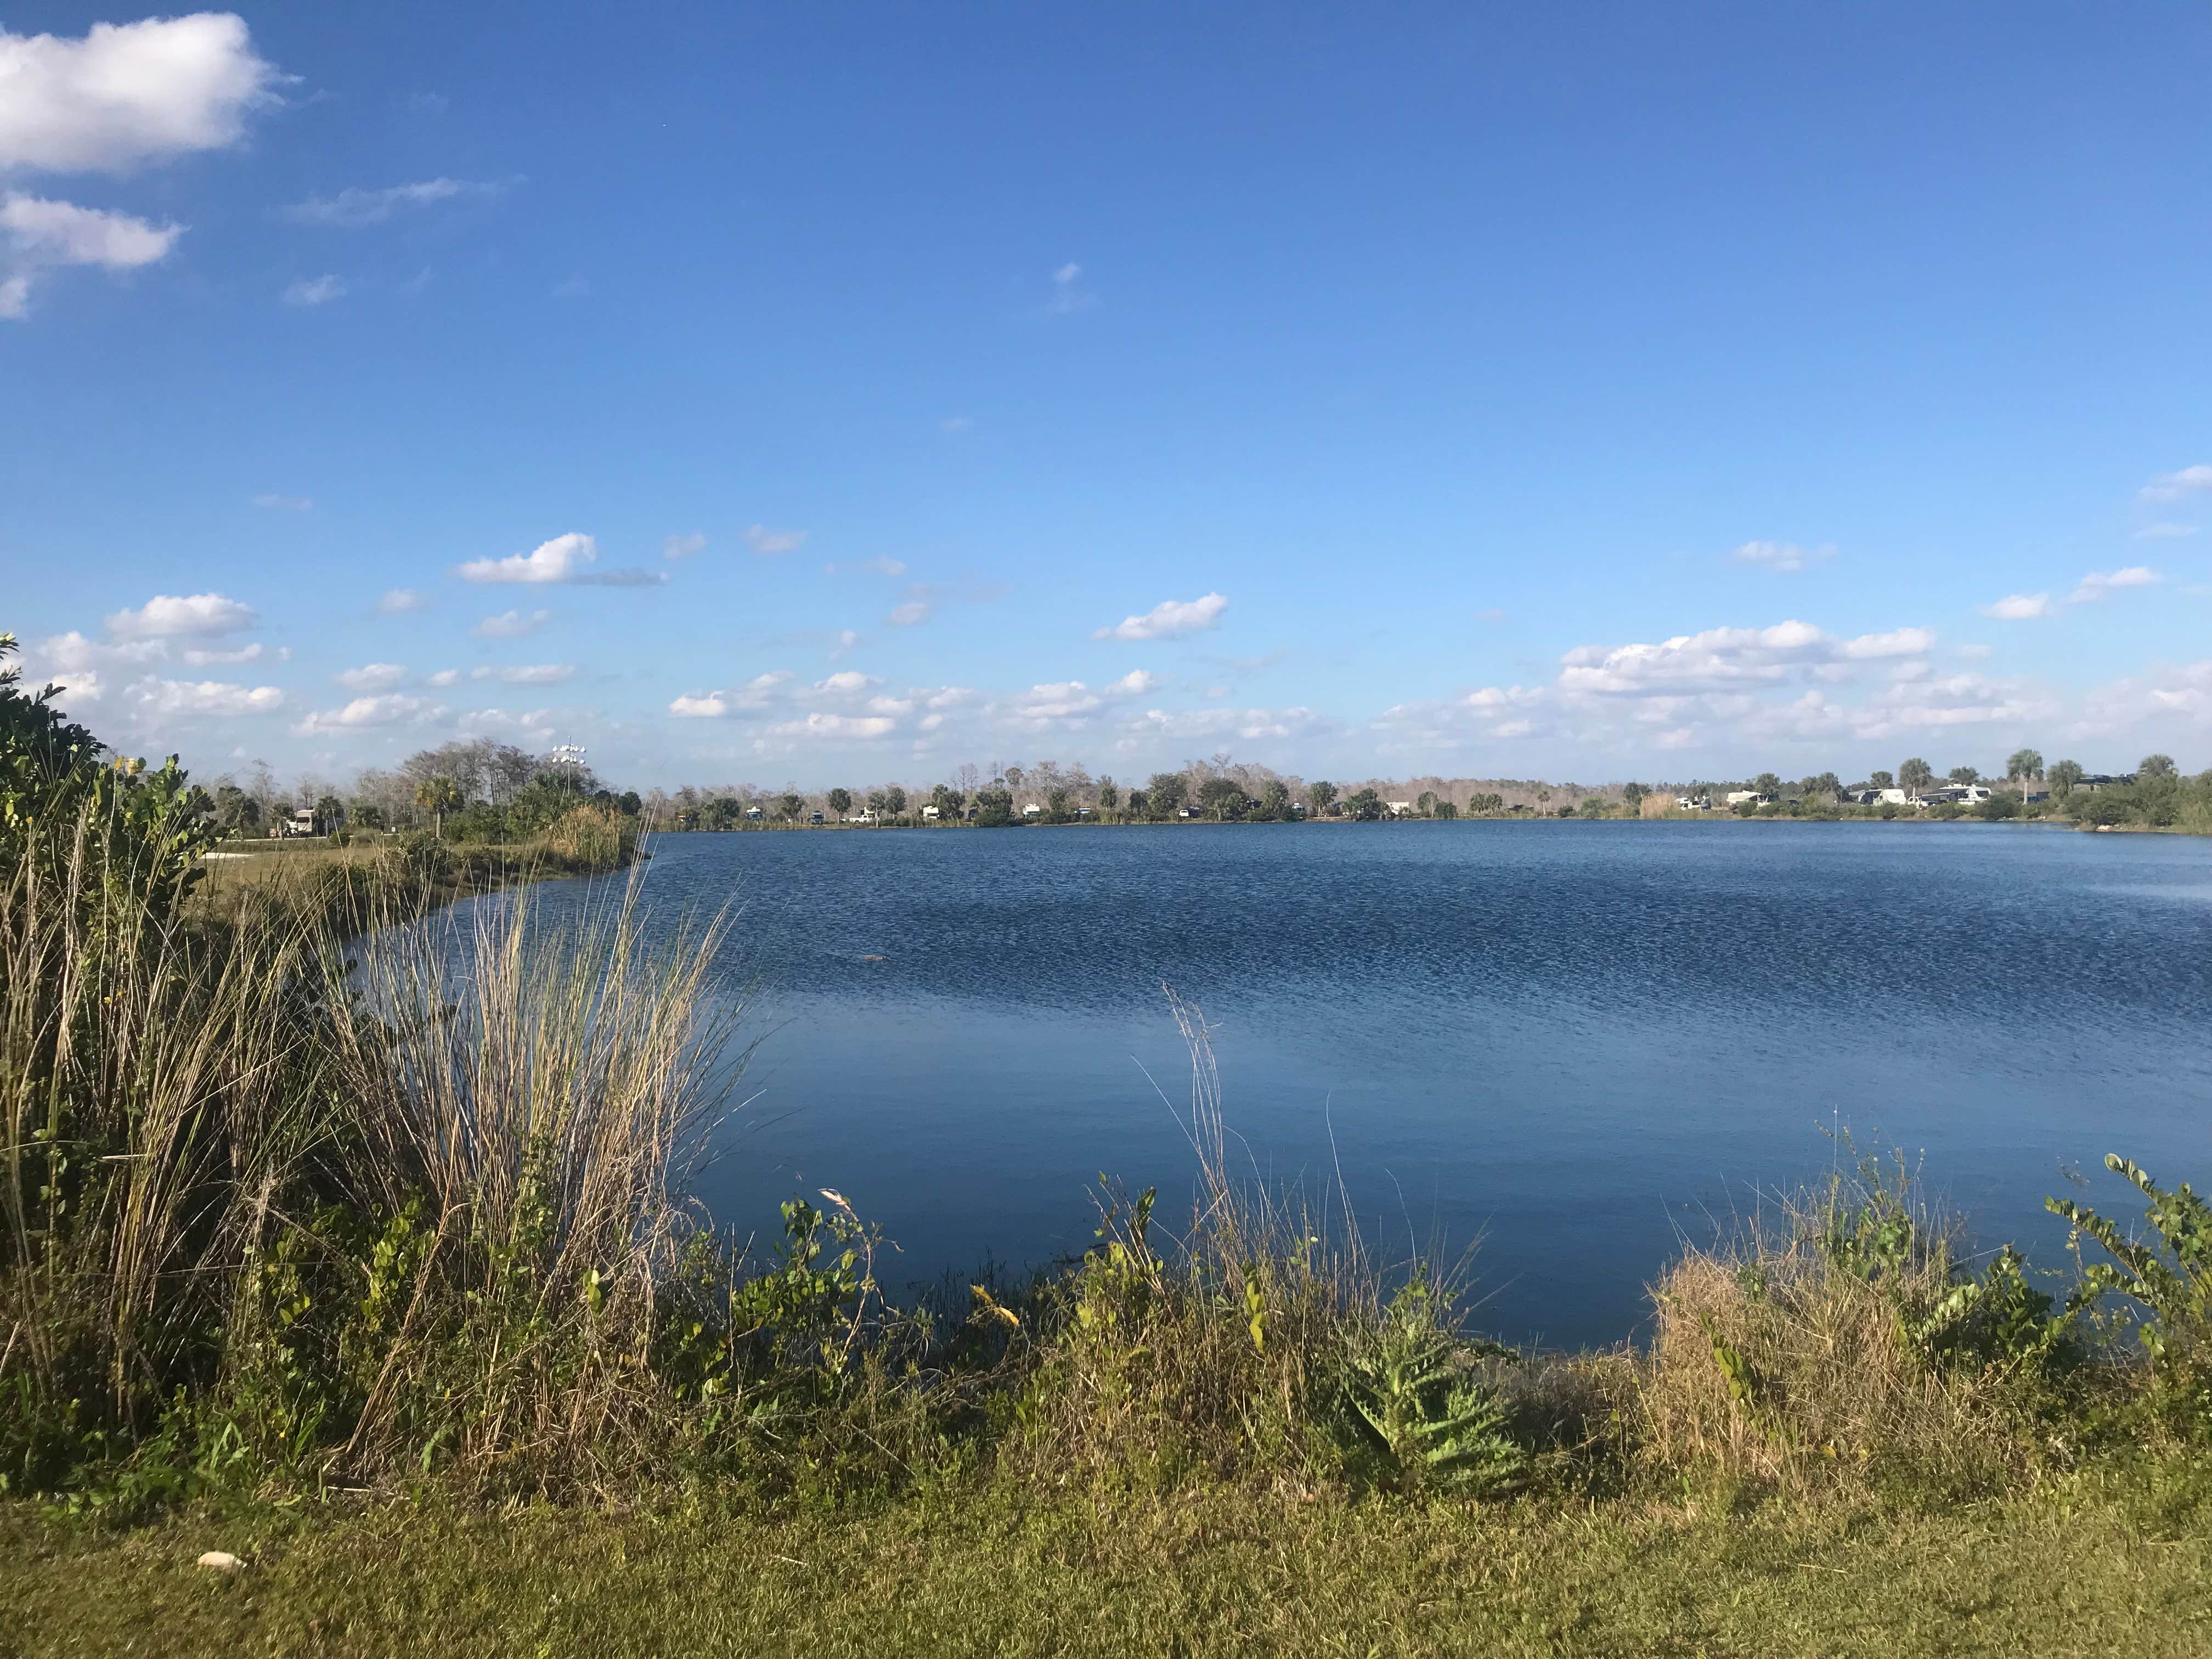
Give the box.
[4,4,2210,789]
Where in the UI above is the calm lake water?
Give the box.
[522,822,2212,1348]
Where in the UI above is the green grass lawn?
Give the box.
[9,1481,2209,1658]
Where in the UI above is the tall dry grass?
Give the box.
[310,874,740,1487]
[2,802,321,1472]
[1002,992,1527,1497]
[1640,1180,2028,1498]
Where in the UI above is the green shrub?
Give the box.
[2049,1157,2212,1438]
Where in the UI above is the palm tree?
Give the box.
[1898,757,1934,799]
[414,774,461,839]
[827,787,853,821]
[2006,747,2043,808]
[2049,759,2083,797]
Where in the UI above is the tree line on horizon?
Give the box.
[192,737,2209,837]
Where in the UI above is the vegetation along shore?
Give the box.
[5,629,2212,1654]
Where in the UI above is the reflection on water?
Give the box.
[484,822,2212,1347]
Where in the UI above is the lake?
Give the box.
[523,821,2212,1349]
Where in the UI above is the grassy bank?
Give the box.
[189,816,639,929]
[10,1477,2212,1657]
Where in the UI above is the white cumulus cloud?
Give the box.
[473,607,551,639]
[669,692,727,718]
[2140,464,2212,503]
[1,193,181,314]
[0,14,280,173]
[377,587,429,614]
[1982,593,2053,620]
[105,592,256,639]
[1092,592,1229,641]
[334,663,405,692]
[128,678,283,716]
[292,693,444,734]
[459,532,597,584]
[2067,567,2159,605]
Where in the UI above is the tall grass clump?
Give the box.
[252,877,742,1493]
[1,793,321,1498]
[1643,1147,2100,1501]
[1001,993,1526,1498]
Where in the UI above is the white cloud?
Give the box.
[377,587,429,615]
[454,532,663,587]
[814,670,873,695]
[1557,620,1927,694]
[1,192,181,313]
[127,678,283,716]
[1370,613,1987,757]
[1107,669,1161,696]
[334,662,406,692]
[281,178,500,228]
[761,712,896,742]
[1009,681,1105,723]
[2140,464,2212,503]
[1048,261,1094,314]
[292,693,444,733]
[747,524,806,556]
[182,641,263,665]
[251,492,311,511]
[281,273,345,308]
[1982,593,2052,620]
[0,14,279,173]
[662,532,706,560]
[1733,540,1833,572]
[1092,592,1229,641]
[669,692,726,718]
[472,663,574,685]
[2067,567,2160,605]
[425,669,461,688]
[473,607,551,638]
[456,706,559,738]
[2136,523,2197,540]
[1837,627,1939,659]
[105,592,256,639]
[2,193,179,263]
[1129,705,1329,743]
[458,532,597,584]
[887,599,933,627]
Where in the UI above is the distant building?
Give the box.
[921,805,942,820]
[1386,799,1416,817]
